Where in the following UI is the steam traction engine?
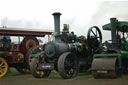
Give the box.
[0,28,52,77]
[30,12,102,79]
[92,18,128,78]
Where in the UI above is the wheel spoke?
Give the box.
[65,57,76,74]
[1,69,5,73]
[96,36,100,38]
[96,29,98,36]
[68,69,75,77]
[65,70,73,77]
[0,62,4,66]
[1,65,5,68]
[91,30,96,37]
[64,58,73,67]
[87,26,102,51]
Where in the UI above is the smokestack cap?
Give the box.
[110,18,117,21]
[52,12,61,16]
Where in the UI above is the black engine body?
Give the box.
[44,29,91,72]
[30,13,102,79]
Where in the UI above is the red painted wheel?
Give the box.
[21,37,39,53]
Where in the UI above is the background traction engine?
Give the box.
[0,36,39,77]
[92,18,128,78]
[30,12,102,79]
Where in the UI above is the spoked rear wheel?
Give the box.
[58,52,79,79]
[30,58,51,78]
[0,57,8,78]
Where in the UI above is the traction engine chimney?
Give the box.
[110,18,118,45]
[52,12,61,37]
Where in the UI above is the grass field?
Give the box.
[0,68,128,85]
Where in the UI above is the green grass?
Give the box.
[3,68,128,80]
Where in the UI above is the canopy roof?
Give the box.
[0,27,53,37]
[103,21,128,32]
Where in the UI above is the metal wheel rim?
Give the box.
[0,57,8,77]
[30,58,51,78]
[58,52,79,79]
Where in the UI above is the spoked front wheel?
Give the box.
[58,52,79,79]
[30,58,51,78]
[25,45,43,69]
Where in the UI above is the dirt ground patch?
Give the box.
[0,68,128,85]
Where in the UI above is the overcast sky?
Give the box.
[0,0,128,42]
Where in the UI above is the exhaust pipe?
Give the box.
[63,24,69,33]
[110,18,117,44]
[52,12,61,36]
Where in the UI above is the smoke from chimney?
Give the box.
[88,1,128,41]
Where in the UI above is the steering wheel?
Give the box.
[87,26,102,50]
